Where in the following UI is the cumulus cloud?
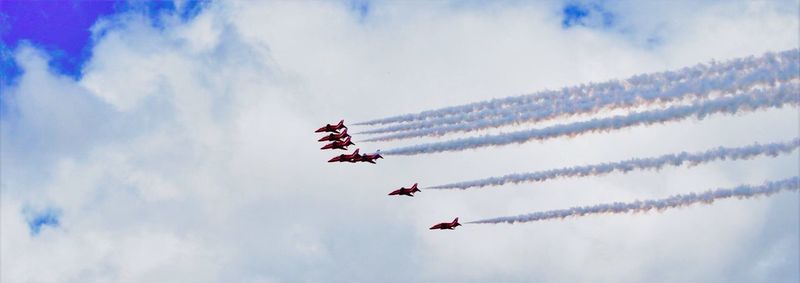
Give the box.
[1,1,798,282]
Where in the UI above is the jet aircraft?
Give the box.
[320,136,355,150]
[318,128,350,142]
[354,151,383,164]
[328,148,361,163]
[315,120,346,133]
[388,183,420,197]
[430,218,461,230]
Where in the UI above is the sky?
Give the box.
[1,0,798,282]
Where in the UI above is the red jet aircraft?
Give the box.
[328,149,361,163]
[320,136,355,150]
[354,151,383,164]
[388,183,420,197]
[315,120,346,133]
[318,128,350,142]
[430,218,461,230]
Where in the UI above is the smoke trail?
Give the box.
[358,51,798,135]
[363,78,796,142]
[430,139,800,190]
[381,83,799,156]
[356,49,798,126]
[467,177,799,224]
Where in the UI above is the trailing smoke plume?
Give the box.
[468,177,800,224]
[356,49,798,127]
[381,83,799,156]
[358,50,798,136]
[430,139,800,190]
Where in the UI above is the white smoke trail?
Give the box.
[381,83,799,156]
[363,79,796,142]
[467,177,800,224]
[358,50,798,135]
[430,139,800,190]
[356,49,798,127]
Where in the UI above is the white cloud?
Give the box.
[1,1,798,282]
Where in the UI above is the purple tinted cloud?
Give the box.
[0,0,207,81]
[1,0,120,77]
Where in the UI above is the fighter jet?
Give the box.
[318,128,350,142]
[328,149,361,163]
[388,183,420,197]
[430,218,461,230]
[320,136,355,150]
[354,150,383,164]
[315,120,347,133]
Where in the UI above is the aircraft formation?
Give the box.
[316,120,384,164]
[311,50,799,231]
[315,120,456,230]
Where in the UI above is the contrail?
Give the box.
[430,139,800,190]
[467,177,800,224]
[358,51,798,135]
[381,83,799,156]
[355,49,798,127]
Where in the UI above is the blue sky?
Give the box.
[1,1,798,282]
[561,2,614,28]
[24,206,61,235]
[0,0,207,83]
[1,0,620,83]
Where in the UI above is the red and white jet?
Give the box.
[320,136,355,150]
[430,218,461,230]
[388,183,420,197]
[315,120,346,133]
[354,151,383,164]
[318,128,350,142]
[328,148,361,163]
